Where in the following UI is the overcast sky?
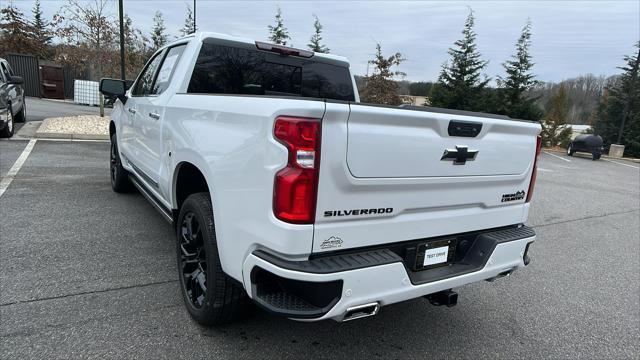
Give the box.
[12,0,640,82]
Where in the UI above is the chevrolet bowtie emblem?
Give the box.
[441,146,478,165]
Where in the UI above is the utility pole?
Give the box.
[193,0,196,32]
[118,0,126,80]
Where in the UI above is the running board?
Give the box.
[129,175,174,224]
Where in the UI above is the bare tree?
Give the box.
[529,74,609,124]
[55,0,115,79]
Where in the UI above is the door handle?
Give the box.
[128,108,137,114]
[148,112,160,120]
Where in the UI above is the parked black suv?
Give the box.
[567,134,604,160]
[0,58,26,138]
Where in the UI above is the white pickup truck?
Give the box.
[100,32,541,325]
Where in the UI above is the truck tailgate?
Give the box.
[313,103,541,253]
[347,106,534,177]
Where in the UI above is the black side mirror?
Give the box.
[8,76,23,85]
[99,78,127,104]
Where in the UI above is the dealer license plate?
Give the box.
[423,246,449,266]
[414,238,456,270]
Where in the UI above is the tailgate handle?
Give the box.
[448,120,482,137]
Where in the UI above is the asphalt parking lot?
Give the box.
[25,97,111,122]
[0,139,638,359]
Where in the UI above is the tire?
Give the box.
[177,192,249,326]
[0,107,15,138]
[567,144,574,156]
[14,99,26,123]
[110,134,132,192]
[592,153,600,161]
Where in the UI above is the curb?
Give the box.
[35,132,109,141]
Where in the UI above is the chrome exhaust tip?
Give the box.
[342,302,379,322]
[486,268,515,282]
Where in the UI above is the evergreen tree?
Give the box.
[151,11,167,50]
[0,1,38,57]
[497,20,542,120]
[31,0,52,58]
[268,7,290,45]
[180,4,195,36]
[429,10,489,111]
[122,14,150,78]
[360,43,405,105]
[307,15,328,53]
[593,43,640,156]
[541,84,572,147]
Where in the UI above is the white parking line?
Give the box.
[0,137,108,143]
[0,139,37,198]
[602,158,640,169]
[537,168,553,172]
[543,151,572,162]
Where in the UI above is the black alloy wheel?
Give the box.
[176,192,249,325]
[179,212,208,308]
[109,133,132,192]
[110,140,120,184]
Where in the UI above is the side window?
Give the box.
[152,45,186,95]
[5,62,14,76]
[0,63,11,81]
[188,45,260,94]
[131,52,164,96]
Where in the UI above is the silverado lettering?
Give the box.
[324,208,393,217]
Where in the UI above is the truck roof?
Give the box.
[164,31,350,66]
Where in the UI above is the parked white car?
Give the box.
[100,32,541,325]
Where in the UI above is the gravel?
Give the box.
[36,115,110,140]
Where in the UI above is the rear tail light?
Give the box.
[526,135,542,203]
[273,116,321,224]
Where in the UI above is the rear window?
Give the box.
[188,43,355,101]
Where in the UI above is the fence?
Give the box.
[5,53,97,100]
[6,53,40,98]
[63,64,89,99]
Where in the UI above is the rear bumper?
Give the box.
[242,226,535,322]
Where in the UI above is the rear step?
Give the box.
[250,266,342,319]
[342,302,380,322]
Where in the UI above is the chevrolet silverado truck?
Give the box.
[100,32,541,325]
